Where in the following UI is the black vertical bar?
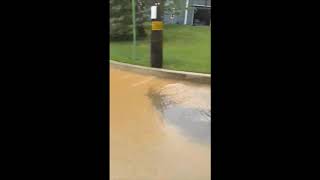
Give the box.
[151,3,163,68]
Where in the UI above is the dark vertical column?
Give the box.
[151,2,163,68]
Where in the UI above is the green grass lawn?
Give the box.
[110,24,211,74]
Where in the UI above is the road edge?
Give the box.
[110,60,211,84]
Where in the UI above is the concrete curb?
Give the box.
[110,60,211,84]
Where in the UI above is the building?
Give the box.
[163,0,211,26]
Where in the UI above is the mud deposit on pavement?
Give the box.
[110,66,211,180]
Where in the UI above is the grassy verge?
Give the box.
[110,24,211,74]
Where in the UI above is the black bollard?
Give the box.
[150,3,163,68]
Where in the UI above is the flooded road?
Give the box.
[110,66,211,180]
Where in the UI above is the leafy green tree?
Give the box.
[110,0,147,41]
[110,0,185,41]
[164,0,184,23]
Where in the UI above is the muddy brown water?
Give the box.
[110,66,211,180]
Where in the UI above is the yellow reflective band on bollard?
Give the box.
[152,21,163,31]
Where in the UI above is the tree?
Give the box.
[136,0,147,38]
[110,0,184,41]
[164,0,184,23]
[110,0,147,41]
